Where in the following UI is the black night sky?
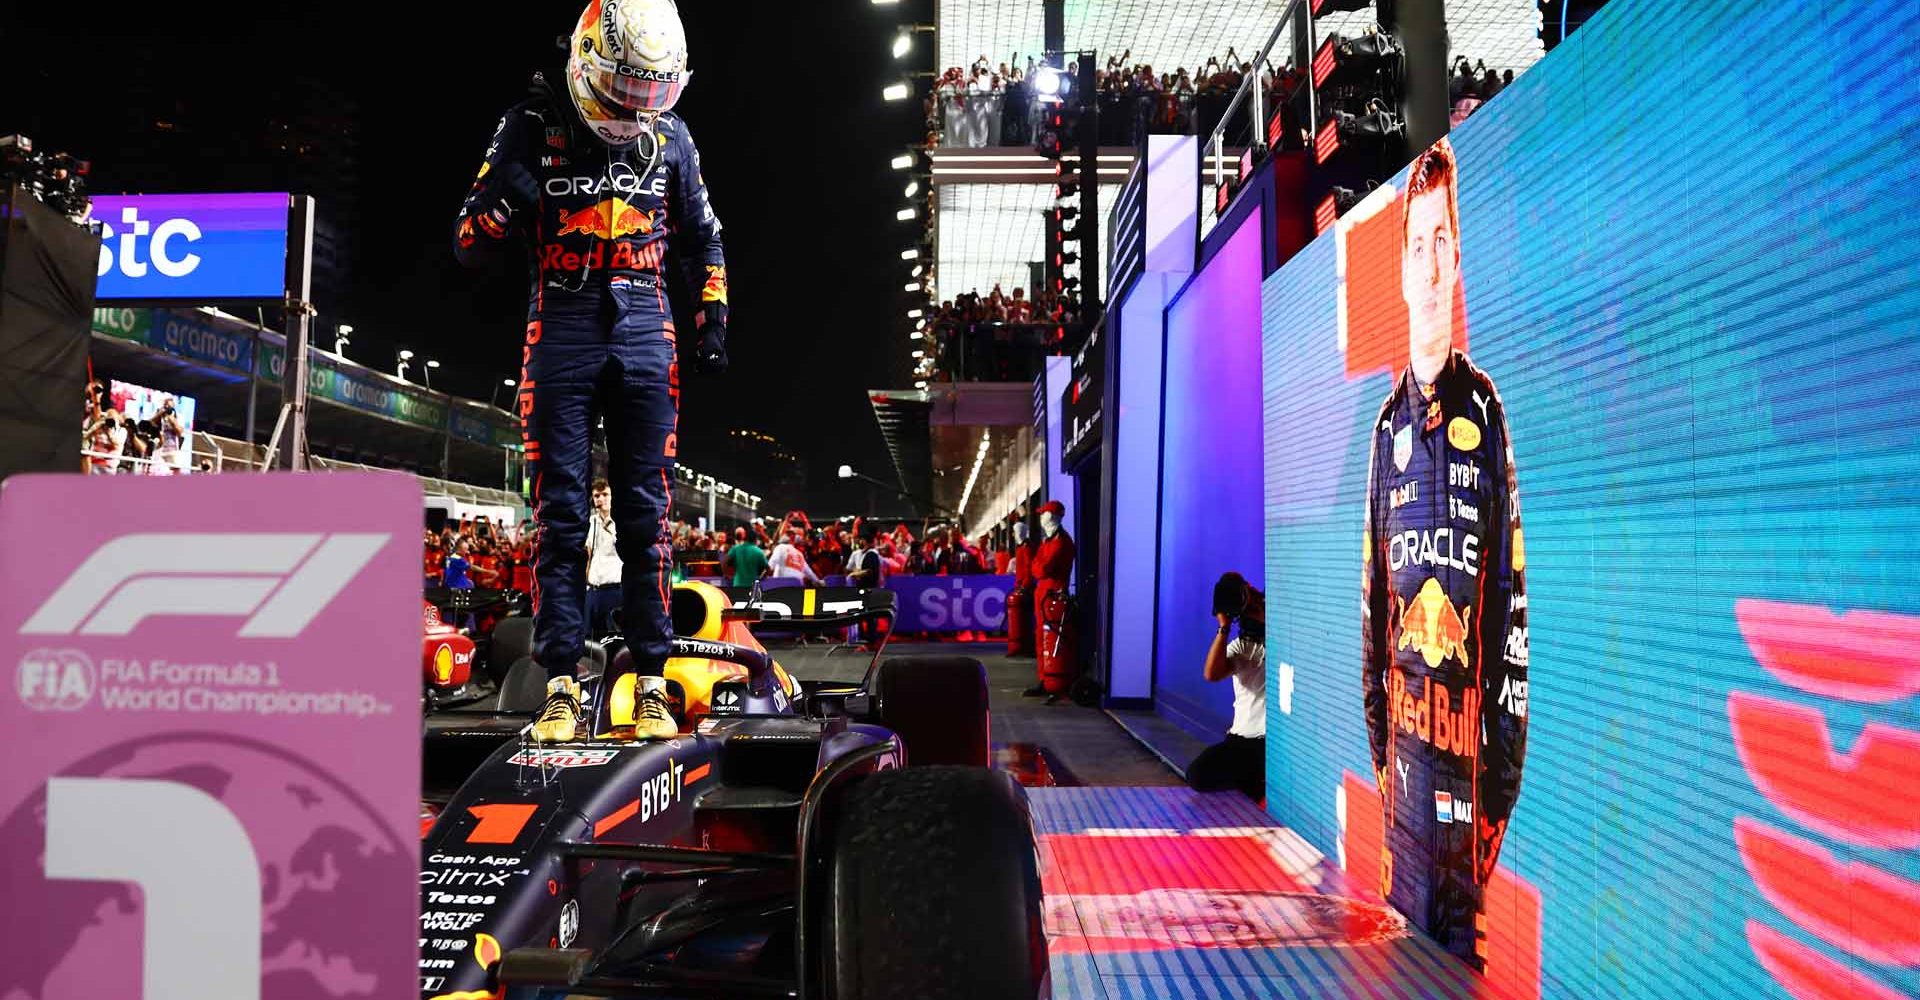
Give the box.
[2,1,933,512]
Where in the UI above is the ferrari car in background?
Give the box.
[418,582,1048,1000]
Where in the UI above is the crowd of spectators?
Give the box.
[933,47,1517,150]
[932,48,1301,151]
[1449,56,1515,127]
[666,511,1021,588]
[420,508,1036,596]
[424,516,535,593]
[921,284,1083,382]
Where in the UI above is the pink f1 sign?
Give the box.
[0,473,422,1000]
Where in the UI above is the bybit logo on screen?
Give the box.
[96,206,203,279]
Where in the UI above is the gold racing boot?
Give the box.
[531,675,585,743]
[606,673,681,740]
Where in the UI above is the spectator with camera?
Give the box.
[83,405,128,474]
[150,396,187,474]
[1187,571,1267,800]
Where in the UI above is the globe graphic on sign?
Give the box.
[0,732,410,999]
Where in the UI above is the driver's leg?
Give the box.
[604,338,677,739]
[522,332,598,741]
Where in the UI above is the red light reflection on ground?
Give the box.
[1042,831,1406,954]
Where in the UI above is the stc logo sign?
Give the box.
[900,577,1010,631]
[96,206,202,278]
[89,193,291,302]
[20,533,388,638]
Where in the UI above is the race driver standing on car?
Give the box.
[1361,136,1527,970]
[455,0,726,742]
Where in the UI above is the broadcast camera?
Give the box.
[1212,571,1265,643]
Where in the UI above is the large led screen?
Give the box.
[1258,2,1920,998]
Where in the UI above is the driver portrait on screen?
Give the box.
[1361,136,1529,971]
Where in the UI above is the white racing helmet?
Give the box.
[566,0,691,145]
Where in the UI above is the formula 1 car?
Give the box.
[421,587,534,713]
[419,581,1046,1000]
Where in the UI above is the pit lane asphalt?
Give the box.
[773,640,1182,788]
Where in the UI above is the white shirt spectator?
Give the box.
[769,541,822,585]
[586,514,621,587]
[1225,637,1266,739]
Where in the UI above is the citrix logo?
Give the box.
[21,533,389,638]
[97,207,203,279]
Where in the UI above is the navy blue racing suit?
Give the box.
[1362,350,1527,969]
[455,77,727,679]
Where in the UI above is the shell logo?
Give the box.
[474,932,503,969]
[433,643,456,685]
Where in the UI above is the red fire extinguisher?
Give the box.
[1037,590,1076,696]
[1007,583,1035,657]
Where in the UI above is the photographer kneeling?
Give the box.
[1188,572,1266,800]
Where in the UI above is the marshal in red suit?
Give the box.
[1025,500,1077,699]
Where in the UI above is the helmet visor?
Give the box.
[578,48,688,114]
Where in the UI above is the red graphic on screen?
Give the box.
[1341,771,1543,999]
[1733,598,1920,998]
[1746,921,1909,1000]
[1734,599,1920,703]
[1337,189,1469,380]
[1727,691,1920,849]
[1735,816,1920,966]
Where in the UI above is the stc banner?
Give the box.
[1257,2,1920,999]
[91,193,290,302]
[0,473,422,999]
[883,575,1013,633]
[701,576,1015,634]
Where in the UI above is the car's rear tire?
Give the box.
[495,655,548,713]
[825,767,1047,1000]
[874,656,990,767]
[490,616,535,685]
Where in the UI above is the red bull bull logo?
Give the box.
[1396,577,1472,667]
[554,198,655,239]
[1387,665,1479,757]
[701,264,729,304]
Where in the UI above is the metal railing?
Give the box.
[1199,0,1316,239]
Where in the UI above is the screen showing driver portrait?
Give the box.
[1360,136,1526,970]
[1257,3,1920,995]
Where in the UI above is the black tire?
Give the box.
[826,767,1047,1000]
[489,615,535,685]
[875,656,990,767]
[495,655,548,713]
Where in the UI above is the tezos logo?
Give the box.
[16,648,95,711]
[97,207,203,280]
[20,532,389,638]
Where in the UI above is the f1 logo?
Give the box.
[20,533,389,637]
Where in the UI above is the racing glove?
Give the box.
[495,161,540,216]
[694,303,728,375]
[473,161,539,242]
